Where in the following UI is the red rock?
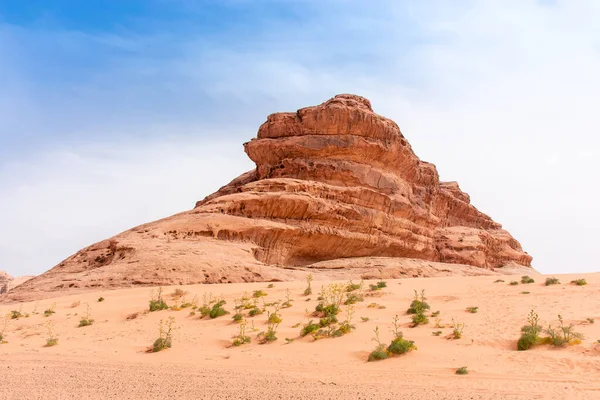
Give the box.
[7,94,531,299]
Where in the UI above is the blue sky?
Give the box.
[1,0,599,276]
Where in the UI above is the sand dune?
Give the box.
[1,273,599,399]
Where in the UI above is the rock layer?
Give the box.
[7,94,532,299]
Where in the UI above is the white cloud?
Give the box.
[1,0,599,275]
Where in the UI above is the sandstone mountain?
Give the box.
[6,94,532,300]
[0,271,12,294]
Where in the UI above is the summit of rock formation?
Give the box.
[7,94,532,300]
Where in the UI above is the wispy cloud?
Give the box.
[1,0,599,275]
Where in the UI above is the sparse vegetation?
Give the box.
[367,303,386,309]
[431,311,440,317]
[407,290,430,314]
[232,319,251,347]
[571,279,587,286]
[466,307,479,314]
[346,280,362,292]
[44,303,56,317]
[521,291,530,295]
[510,281,519,286]
[344,292,364,305]
[201,299,228,319]
[493,279,505,283]
[432,331,442,336]
[45,321,58,347]
[368,318,416,362]
[456,367,469,375]
[518,309,541,351]
[281,289,294,308]
[151,316,175,352]
[451,318,464,339]
[361,317,370,322]
[521,275,535,284]
[368,326,389,362]
[544,315,583,347]
[303,274,313,296]
[11,307,23,319]
[545,277,560,286]
[78,304,94,327]
[369,280,387,291]
[267,283,274,289]
[71,301,81,308]
[97,297,105,302]
[586,318,595,324]
[149,287,169,312]
[260,303,282,344]
[253,290,268,298]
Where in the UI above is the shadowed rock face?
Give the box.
[0,271,13,294]
[197,94,532,269]
[7,94,532,299]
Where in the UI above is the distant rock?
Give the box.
[8,94,532,299]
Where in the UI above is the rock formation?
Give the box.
[0,271,13,294]
[7,94,532,299]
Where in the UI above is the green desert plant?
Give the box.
[45,321,58,347]
[367,303,386,309]
[586,318,595,324]
[11,306,23,320]
[149,287,168,312]
[267,283,274,289]
[431,311,440,317]
[368,326,389,362]
[282,289,294,308]
[544,315,583,347]
[411,312,429,327]
[207,299,228,319]
[493,279,505,283]
[407,290,430,314]
[78,304,94,327]
[521,291,531,294]
[232,319,251,347]
[253,290,268,298]
[346,280,362,293]
[432,331,442,336]
[451,318,464,340]
[466,307,479,314]
[361,317,370,322]
[314,283,344,318]
[304,274,313,296]
[97,297,105,302]
[518,309,542,351]
[545,277,560,286]
[521,275,535,284]
[509,281,519,286]
[344,292,364,305]
[44,303,56,317]
[571,279,587,286]
[152,316,175,352]
[456,367,469,375]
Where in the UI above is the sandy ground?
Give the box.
[1,272,599,400]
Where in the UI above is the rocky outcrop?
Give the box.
[7,94,532,300]
[0,271,13,294]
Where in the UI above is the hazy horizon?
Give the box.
[2,1,599,277]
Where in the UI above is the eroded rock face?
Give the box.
[0,271,13,294]
[7,94,531,300]
[196,94,532,268]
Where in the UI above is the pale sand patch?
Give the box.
[1,273,599,399]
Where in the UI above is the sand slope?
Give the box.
[1,273,599,400]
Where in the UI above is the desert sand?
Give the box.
[1,272,599,400]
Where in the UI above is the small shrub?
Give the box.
[545,277,560,286]
[44,303,56,317]
[253,290,267,298]
[149,287,169,312]
[152,317,175,352]
[126,312,139,320]
[517,309,541,351]
[544,315,583,347]
[232,319,251,346]
[431,311,440,317]
[451,318,464,339]
[407,290,430,314]
[300,321,320,337]
[303,274,313,296]
[367,303,386,309]
[521,276,535,284]
[368,327,389,362]
[70,301,81,308]
[466,307,479,314]
[282,289,294,308]
[388,335,417,355]
[232,312,243,323]
[493,279,505,283]
[284,338,294,344]
[267,283,274,289]
[346,280,362,292]
[361,317,369,322]
[432,331,442,336]
[411,312,429,327]
[344,292,364,305]
[571,279,587,286]
[11,308,23,319]
[456,367,469,375]
[172,288,188,298]
[586,318,594,324]
[97,297,105,302]
[509,281,519,286]
[248,306,263,317]
[78,304,94,327]
[521,291,530,295]
[45,321,58,347]
[208,300,228,319]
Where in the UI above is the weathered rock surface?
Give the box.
[0,271,11,294]
[6,94,532,300]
